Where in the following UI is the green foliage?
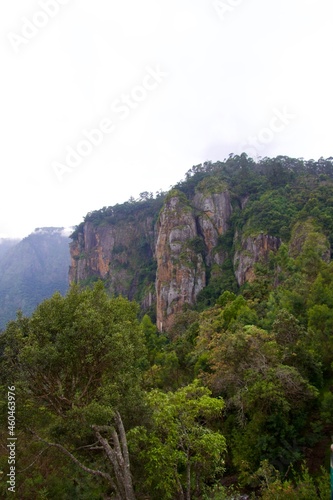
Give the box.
[195,176,228,195]
[194,294,321,476]
[165,188,191,206]
[253,461,330,499]
[70,221,84,240]
[0,282,148,497]
[187,236,206,255]
[196,260,239,311]
[81,194,166,229]
[140,314,167,366]
[241,191,297,238]
[5,282,146,418]
[129,381,226,499]
[145,310,201,390]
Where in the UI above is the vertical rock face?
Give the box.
[70,190,283,330]
[69,222,113,283]
[233,233,281,286]
[69,217,157,306]
[70,189,234,332]
[155,193,206,332]
[193,190,232,265]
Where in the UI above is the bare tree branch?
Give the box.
[92,419,136,500]
[28,429,120,497]
[92,426,126,498]
[18,447,49,473]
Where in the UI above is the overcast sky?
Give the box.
[1,0,333,238]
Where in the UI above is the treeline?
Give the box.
[71,190,167,239]
[71,154,333,247]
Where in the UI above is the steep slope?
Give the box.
[0,238,20,260]
[0,228,71,329]
[69,155,333,331]
[155,191,206,331]
[233,232,282,286]
[69,197,164,315]
[70,183,234,330]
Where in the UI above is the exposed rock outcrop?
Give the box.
[70,188,234,332]
[193,189,232,266]
[69,215,157,307]
[155,192,206,332]
[69,222,113,283]
[67,158,333,334]
[70,192,282,330]
[233,232,281,286]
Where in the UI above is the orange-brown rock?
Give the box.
[70,188,234,332]
[69,222,112,283]
[69,215,156,305]
[233,232,281,286]
[156,192,206,332]
[193,190,232,265]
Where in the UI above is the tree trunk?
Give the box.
[115,411,136,500]
[176,472,185,500]
[29,429,121,498]
[186,457,191,500]
[93,413,136,500]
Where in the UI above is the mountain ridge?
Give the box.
[0,227,71,329]
[69,154,333,331]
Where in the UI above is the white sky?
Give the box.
[1,0,333,238]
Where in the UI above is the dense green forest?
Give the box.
[1,155,333,498]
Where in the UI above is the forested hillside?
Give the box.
[70,154,333,327]
[1,155,333,498]
[0,239,20,260]
[0,228,71,330]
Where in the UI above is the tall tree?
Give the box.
[129,381,226,499]
[1,282,147,499]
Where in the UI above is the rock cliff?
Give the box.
[155,187,233,330]
[70,195,285,330]
[155,192,206,331]
[193,187,232,266]
[69,187,235,331]
[69,202,159,311]
[233,232,282,286]
[73,159,333,331]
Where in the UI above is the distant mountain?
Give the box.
[0,238,20,260]
[0,227,71,330]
